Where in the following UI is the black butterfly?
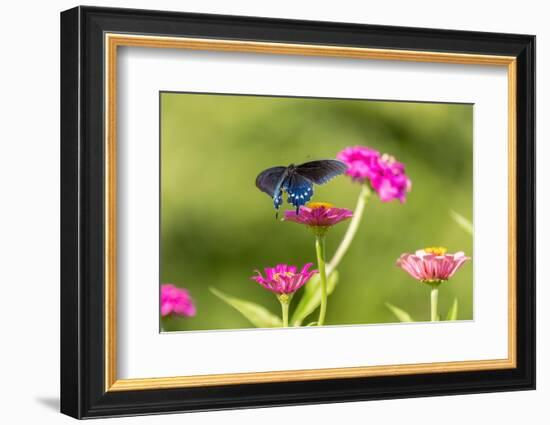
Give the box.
[255,159,347,217]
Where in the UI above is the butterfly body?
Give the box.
[255,159,347,217]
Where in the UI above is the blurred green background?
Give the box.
[160,92,473,331]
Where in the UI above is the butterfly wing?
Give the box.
[256,160,345,217]
[295,159,347,185]
[255,166,287,196]
[256,166,288,213]
[286,172,314,212]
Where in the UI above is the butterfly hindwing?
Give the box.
[274,186,284,210]
[295,159,347,185]
[286,172,314,210]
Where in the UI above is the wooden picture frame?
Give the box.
[60,5,535,419]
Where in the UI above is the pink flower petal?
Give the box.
[396,250,470,283]
[160,284,196,318]
[284,206,353,228]
[337,145,411,203]
[251,263,318,295]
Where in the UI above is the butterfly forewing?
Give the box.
[295,159,347,185]
[255,166,287,196]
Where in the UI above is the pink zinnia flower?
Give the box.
[252,263,318,295]
[160,284,196,317]
[337,146,412,203]
[337,146,381,182]
[284,202,353,232]
[396,247,470,284]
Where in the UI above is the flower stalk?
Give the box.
[315,234,328,326]
[284,203,353,327]
[278,294,291,327]
[282,302,289,327]
[327,184,370,275]
[430,285,439,322]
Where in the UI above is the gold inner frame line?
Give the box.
[104,33,517,392]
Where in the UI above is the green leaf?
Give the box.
[446,298,459,321]
[450,210,473,235]
[385,302,414,322]
[209,287,282,328]
[291,271,339,326]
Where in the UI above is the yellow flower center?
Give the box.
[424,246,447,256]
[273,271,294,280]
[381,153,396,164]
[307,202,334,209]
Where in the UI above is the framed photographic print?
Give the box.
[60,6,535,419]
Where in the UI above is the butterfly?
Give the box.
[255,159,347,217]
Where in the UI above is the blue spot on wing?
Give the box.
[274,190,283,209]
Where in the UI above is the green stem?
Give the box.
[281,300,289,328]
[315,234,328,326]
[430,286,439,322]
[327,184,370,275]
